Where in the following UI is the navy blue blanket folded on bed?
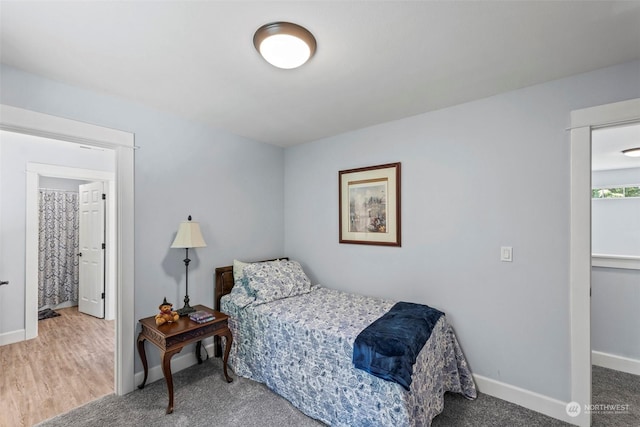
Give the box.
[353,301,444,391]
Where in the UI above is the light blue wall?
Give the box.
[592,267,640,360]
[0,64,285,369]
[39,177,91,192]
[284,60,640,401]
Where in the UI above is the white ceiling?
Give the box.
[592,123,640,171]
[1,1,640,148]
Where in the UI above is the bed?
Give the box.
[214,258,476,426]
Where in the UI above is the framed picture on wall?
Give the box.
[339,162,401,246]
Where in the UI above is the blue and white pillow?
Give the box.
[243,260,312,306]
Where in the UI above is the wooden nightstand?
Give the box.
[136,304,233,414]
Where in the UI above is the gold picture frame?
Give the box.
[339,162,401,246]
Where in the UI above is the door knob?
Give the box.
[0,281,8,286]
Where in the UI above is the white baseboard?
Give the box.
[472,374,582,426]
[133,343,216,386]
[0,329,25,346]
[592,350,640,376]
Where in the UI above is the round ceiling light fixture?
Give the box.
[622,147,640,157]
[253,22,316,69]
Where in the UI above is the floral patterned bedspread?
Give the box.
[221,286,476,426]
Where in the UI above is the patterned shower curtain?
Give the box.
[38,189,80,309]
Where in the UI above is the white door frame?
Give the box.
[0,104,135,396]
[569,97,640,427]
[27,166,115,324]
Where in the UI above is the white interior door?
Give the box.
[78,181,105,318]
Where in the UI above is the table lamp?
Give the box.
[171,215,207,316]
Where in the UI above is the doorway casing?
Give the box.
[569,97,640,427]
[26,164,116,328]
[0,104,135,396]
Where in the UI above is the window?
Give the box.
[592,185,640,199]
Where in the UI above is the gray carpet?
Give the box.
[591,365,640,427]
[37,358,324,427]
[36,360,639,427]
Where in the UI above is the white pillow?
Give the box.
[243,260,312,305]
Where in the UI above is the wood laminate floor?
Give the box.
[0,307,114,427]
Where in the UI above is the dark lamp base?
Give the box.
[177,305,196,316]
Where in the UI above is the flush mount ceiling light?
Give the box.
[253,22,316,69]
[622,147,640,157]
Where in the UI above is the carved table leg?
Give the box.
[161,348,183,414]
[136,334,148,389]
[221,328,233,383]
[195,340,203,364]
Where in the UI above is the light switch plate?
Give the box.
[501,246,513,262]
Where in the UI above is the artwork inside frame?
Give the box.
[339,162,401,246]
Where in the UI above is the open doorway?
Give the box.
[591,123,640,376]
[569,98,640,427]
[35,176,116,320]
[25,161,117,331]
[0,104,135,400]
[38,177,95,316]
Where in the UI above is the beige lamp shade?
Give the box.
[171,218,207,249]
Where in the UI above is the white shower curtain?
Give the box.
[38,189,80,309]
